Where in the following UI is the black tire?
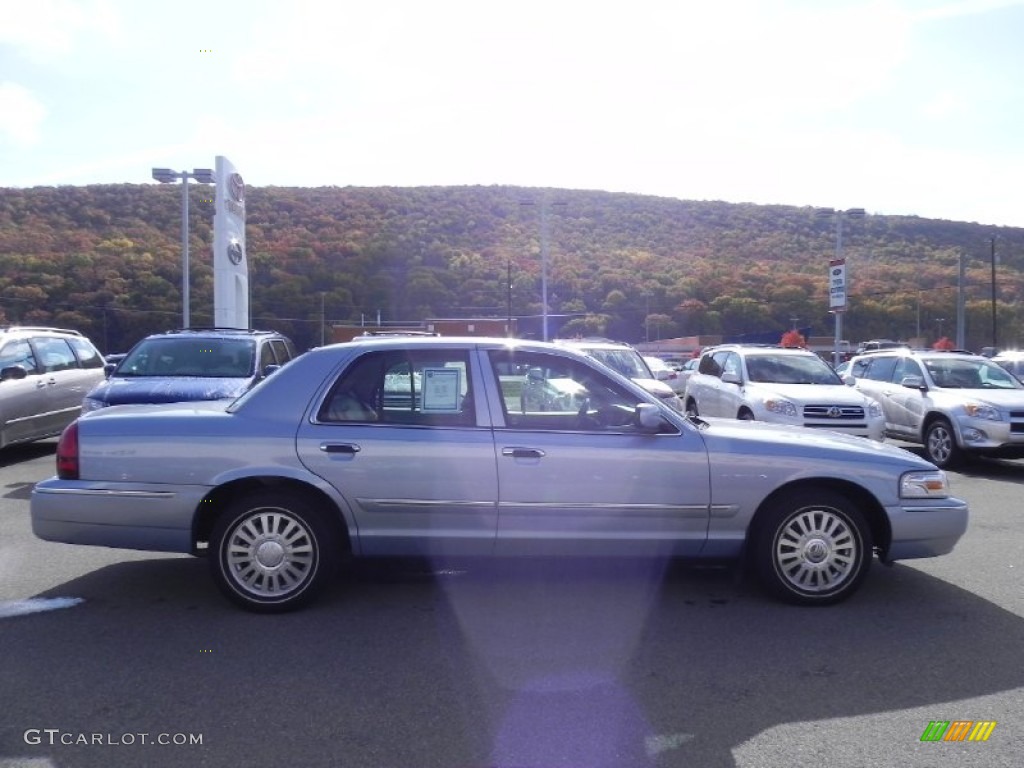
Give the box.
[737,408,755,421]
[685,398,699,416]
[752,489,872,605]
[923,418,964,469]
[210,490,340,613]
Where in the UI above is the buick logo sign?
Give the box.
[228,173,245,203]
[227,238,244,266]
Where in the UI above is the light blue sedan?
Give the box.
[32,336,968,612]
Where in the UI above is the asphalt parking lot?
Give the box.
[0,439,1021,768]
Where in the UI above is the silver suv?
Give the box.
[0,326,105,449]
[845,348,1024,467]
[685,345,885,440]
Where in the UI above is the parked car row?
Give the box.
[675,341,1024,471]
[0,325,298,449]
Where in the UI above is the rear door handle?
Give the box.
[502,447,545,459]
[320,443,360,454]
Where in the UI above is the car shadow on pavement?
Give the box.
[1,555,1023,767]
[0,440,55,469]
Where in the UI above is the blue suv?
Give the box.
[82,328,297,412]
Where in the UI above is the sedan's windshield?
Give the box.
[745,354,842,385]
[118,338,257,378]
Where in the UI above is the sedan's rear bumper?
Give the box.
[30,478,205,554]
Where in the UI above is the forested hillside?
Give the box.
[0,183,1021,354]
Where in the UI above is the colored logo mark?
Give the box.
[920,720,997,742]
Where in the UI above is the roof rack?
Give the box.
[163,327,268,335]
[360,330,440,337]
[0,326,84,336]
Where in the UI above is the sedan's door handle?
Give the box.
[320,443,360,454]
[502,447,546,459]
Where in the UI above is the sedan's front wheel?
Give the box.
[210,491,339,612]
[752,489,871,605]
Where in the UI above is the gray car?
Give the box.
[0,326,106,449]
[32,336,967,612]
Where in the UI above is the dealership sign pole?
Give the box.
[213,156,249,329]
[829,257,847,367]
[819,207,864,367]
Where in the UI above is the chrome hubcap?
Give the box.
[775,508,858,593]
[224,509,316,598]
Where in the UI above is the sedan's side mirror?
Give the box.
[0,365,27,382]
[636,402,672,433]
[721,370,742,385]
[900,375,926,391]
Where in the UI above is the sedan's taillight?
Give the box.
[56,421,79,480]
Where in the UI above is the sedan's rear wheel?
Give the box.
[753,489,871,605]
[210,491,338,612]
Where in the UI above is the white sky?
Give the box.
[2,0,1023,226]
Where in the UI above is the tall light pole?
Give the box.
[520,193,566,342]
[817,207,866,367]
[152,167,216,328]
[990,236,998,351]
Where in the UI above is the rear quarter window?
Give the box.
[68,337,104,369]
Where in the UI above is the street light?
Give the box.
[520,194,567,342]
[990,236,998,350]
[152,167,216,328]
[817,207,866,367]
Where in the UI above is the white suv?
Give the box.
[685,345,884,440]
[845,348,1024,467]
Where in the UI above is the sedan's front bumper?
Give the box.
[883,497,969,561]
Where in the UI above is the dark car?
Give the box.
[82,328,297,412]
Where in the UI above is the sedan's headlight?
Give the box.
[963,402,1001,421]
[867,401,883,419]
[81,397,107,413]
[764,398,798,418]
[901,470,951,499]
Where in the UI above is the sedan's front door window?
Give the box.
[488,350,649,432]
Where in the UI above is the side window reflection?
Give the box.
[488,350,649,432]
[319,350,474,426]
